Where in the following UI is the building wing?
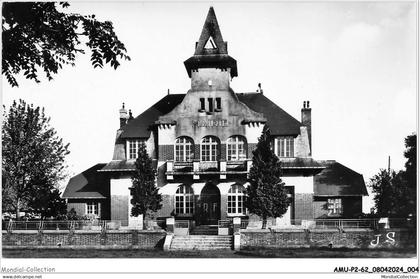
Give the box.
[62,164,109,199]
[314,162,368,196]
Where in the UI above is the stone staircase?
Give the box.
[170,235,233,250]
[190,225,218,235]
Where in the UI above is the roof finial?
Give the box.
[257,83,263,94]
[122,102,125,109]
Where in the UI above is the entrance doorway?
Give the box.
[198,183,221,225]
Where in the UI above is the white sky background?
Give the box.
[2,2,417,213]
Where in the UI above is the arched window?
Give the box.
[175,185,194,214]
[175,137,194,162]
[227,184,246,214]
[227,136,247,161]
[201,136,219,161]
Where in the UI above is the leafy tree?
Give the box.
[130,142,162,219]
[369,169,408,217]
[246,125,290,229]
[2,2,130,87]
[370,133,416,218]
[402,133,416,217]
[2,99,70,219]
[28,186,67,218]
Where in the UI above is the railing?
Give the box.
[315,219,378,230]
[218,220,232,229]
[173,219,191,235]
[1,219,167,231]
[237,218,413,230]
[174,220,190,229]
[226,161,247,171]
[167,159,252,174]
[173,161,193,172]
[143,219,166,230]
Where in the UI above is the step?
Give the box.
[170,235,233,250]
[171,242,232,245]
[171,244,232,248]
[170,247,232,250]
[173,237,232,240]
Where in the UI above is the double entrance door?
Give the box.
[198,183,220,225]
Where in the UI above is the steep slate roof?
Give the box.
[237,93,302,135]
[279,158,333,169]
[119,92,302,139]
[194,7,227,55]
[62,164,109,199]
[119,94,185,139]
[99,160,136,172]
[184,7,238,77]
[314,162,368,196]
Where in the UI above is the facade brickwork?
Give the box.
[294,193,314,221]
[159,145,174,161]
[240,228,416,249]
[2,231,165,248]
[247,143,257,159]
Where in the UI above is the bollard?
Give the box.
[233,217,241,233]
[166,217,175,233]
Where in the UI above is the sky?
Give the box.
[2,1,417,213]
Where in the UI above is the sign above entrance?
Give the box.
[193,119,228,127]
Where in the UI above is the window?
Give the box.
[86,201,100,216]
[201,136,219,161]
[175,185,194,214]
[227,184,246,214]
[199,98,205,111]
[274,137,294,158]
[175,137,194,162]
[208,98,214,112]
[227,136,247,161]
[215,98,221,111]
[127,139,144,159]
[327,198,342,216]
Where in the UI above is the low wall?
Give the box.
[2,230,166,249]
[240,228,416,249]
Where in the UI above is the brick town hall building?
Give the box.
[62,7,368,227]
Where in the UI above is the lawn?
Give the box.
[2,247,416,258]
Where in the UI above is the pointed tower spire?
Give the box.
[184,7,238,78]
[194,7,227,55]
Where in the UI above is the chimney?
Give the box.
[301,100,312,154]
[257,83,263,94]
[119,102,128,128]
[128,109,134,122]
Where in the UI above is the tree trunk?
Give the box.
[262,217,267,229]
[16,199,20,220]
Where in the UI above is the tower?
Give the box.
[184,7,238,92]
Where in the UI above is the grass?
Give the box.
[2,247,416,258]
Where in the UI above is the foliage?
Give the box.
[28,187,67,218]
[369,170,407,217]
[2,99,70,218]
[402,134,416,217]
[369,133,416,218]
[130,142,162,218]
[2,2,130,87]
[246,125,290,228]
[56,208,89,221]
